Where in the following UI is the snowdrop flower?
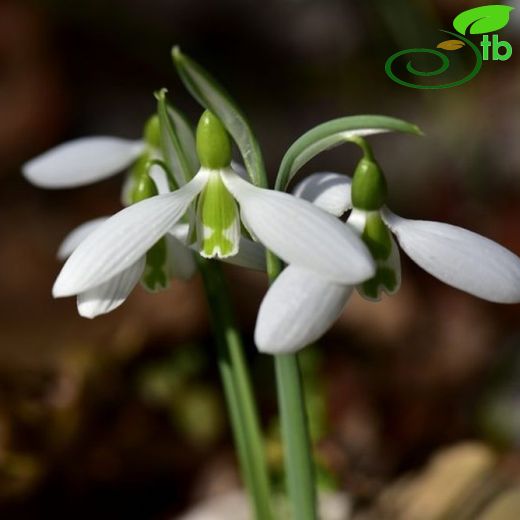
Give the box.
[56,166,199,318]
[54,163,270,318]
[22,115,164,205]
[256,142,520,353]
[53,111,376,311]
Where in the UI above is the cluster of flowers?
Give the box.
[24,93,520,356]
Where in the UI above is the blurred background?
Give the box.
[2,0,520,518]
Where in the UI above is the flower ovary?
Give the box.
[196,110,232,169]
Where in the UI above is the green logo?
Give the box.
[385,5,514,89]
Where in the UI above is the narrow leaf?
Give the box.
[453,5,514,35]
[437,39,465,51]
[172,47,268,188]
[156,89,198,186]
[276,116,421,191]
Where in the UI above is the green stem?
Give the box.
[267,251,317,520]
[198,258,274,520]
[275,355,316,520]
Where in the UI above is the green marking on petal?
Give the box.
[360,266,397,300]
[197,171,240,258]
[362,213,392,260]
[358,217,401,301]
[142,237,169,292]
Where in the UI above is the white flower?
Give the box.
[52,111,375,308]
[53,166,269,318]
[57,217,199,318]
[52,164,375,303]
[255,171,520,354]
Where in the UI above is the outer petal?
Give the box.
[221,169,375,284]
[77,257,145,318]
[57,217,108,260]
[383,209,520,303]
[53,169,209,297]
[255,265,353,354]
[23,137,145,188]
[165,233,197,281]
[230,161,248,180]
[293,172,352,216]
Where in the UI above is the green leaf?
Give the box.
[156,89,198,186]
[276,116,421,191]
[172,47,268,188]
[453,5,514,35]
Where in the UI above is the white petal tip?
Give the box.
[52,279,69,298]
[77,309,97,319]
[254,332,303,355]
[199,247,239,260]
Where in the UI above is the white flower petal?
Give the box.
[77,257,145,318]
[165,234,197,281]
[293,172,352,216]
[53,169,209,297]
[170,222,191,243]
[149,163,171,195]
[231,161,248,180]
[23,137,145,188]
[57,217,109,260]
[255,265,353,354]
[221,237,266,271]
[383,209,520,303]
[221,169,375,284]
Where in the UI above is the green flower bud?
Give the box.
[144,114,161,149]
[196,110,232,169]
[131,168,158,204]
[351,157,388,210]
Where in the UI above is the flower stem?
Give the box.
[198,258,274,520]
[267,251,317,520]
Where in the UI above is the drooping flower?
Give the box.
[52,111,376,309]
[255,145,520,354]
[53,163,268,318]
[55,165,196,317]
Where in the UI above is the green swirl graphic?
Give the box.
[385,30,483,89]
